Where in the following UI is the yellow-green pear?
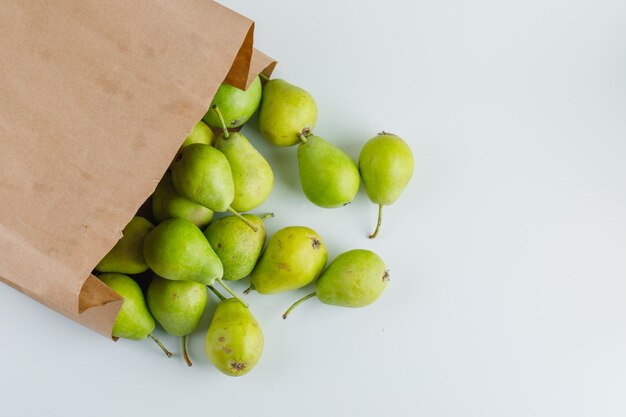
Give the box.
[283,249,388,319]
[205,298,263,377]
[204,214,271,281]
[297,134,360,208]
[212,105,274,212]
[359,133,414,238]
[203,76,262,128]
[147,276,208,366]
[249,226,327,294]
[152,172,213,227]
[96,216,154,274]
[99,273,172,357]
[258,79,318,147]
[180,120,215,149]
[170,143,258,231]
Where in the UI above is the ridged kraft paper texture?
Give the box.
[0,0,275,338]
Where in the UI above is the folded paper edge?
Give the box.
[224,23,255,90]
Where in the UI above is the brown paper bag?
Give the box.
[0,0,275,338]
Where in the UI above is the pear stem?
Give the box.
[261,212,274,221]
[217,277,249,308]
[149,333,173,358]
[282,292,317,319]
[258,72,270,82]
[227,207,258,232]
[208,285,226,301]
[212,104,229,139]
[243,284,255,295]
[369,204,383,239]
[182,335,192,367]
[298,132,309,144]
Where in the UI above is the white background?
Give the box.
[2,1,626,416]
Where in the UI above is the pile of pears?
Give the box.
[93,73,414,377]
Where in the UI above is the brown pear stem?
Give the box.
[227,207,258,232]
[369,204,383,239]
[212,104,229,139]
[149,333,173,358]
[282,292,317,319]
[243,284,255,295]
[217,277,248,308]
[182,335,192,367]
[208,285,226,301]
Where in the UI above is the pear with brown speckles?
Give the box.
[205,298,263,377]
[282,249,388,319]
[249,226,327,294]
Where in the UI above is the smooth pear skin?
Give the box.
[215,131,274,212]
[204,214,266,281]
[171,143,234,212]
[297,135,360,208]
[180,120,215,149]
[96,216,154,274]
[143,218,223,285]
[205,299,264,377]
[251,226,327,294]
[358,133,414,205]
[99,273,155,340]
[147,276,207,336]
[258,79,318,147]
[316,249,388,308]
[203,76,262,128]
[152,172,213,227]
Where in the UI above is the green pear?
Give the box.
[203,76,262,129]
[99,273,172,356]
[297,134,360,208]
[170,143,258,231]
[152,172,213,227]
[282,249,388,318]
[143,218,223,285]
[205,298,263,377]
[96,216,154,274]
[359,132,414,238]
[143,218,247,307]
[147,276,208,366]
[249,226,327,294]
[180,120,215,149]
[258,79,318,147]
[204,214,271,281]
[212,106,274,212]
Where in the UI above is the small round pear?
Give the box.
[96,216,154,274]
[203,76,262,128]
[249,226,327,294]
[204,214,270,281]
[147,276,208,366]
[152,172,213,227]
[297,134,360,208]
[358,133,414,238]
[205,298,264,377]
[98,273,172,357]
[258,79,318,147]
[282,250,388,319]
